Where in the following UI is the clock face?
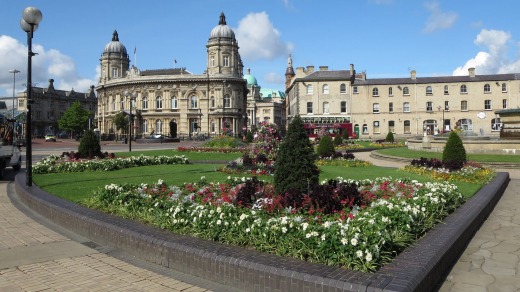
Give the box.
[477,112,486,119]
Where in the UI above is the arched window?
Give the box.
[404,120,411,133]
[322,84,329,94]
[444,85,449,95]
[156,96,162,109]
[362,124,368,134]
[171,96,178,109]
[484,84,491,93]
[403,102,410,112]
[190,95,198,108]
[403,87,409,95]
[142,96,148,109]
[156,119,163,133]
[372,87,379,96]
[306,84,313,95]
[210,119,216,133]
[426,86,432,95]
[491,118,502,131]
[373,103,380,113]
[224,94,231,108]
[340,83,346,94]
[457,119,473,131]
[460,84,467,93]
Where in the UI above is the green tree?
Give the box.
[114,112,129,135]
[78,129,102,158]
[442,131,467,168]
[333,134,343,146]
[317,135,336,158]
[385,131,395,143]
[58,101,92,136]
[274,116,319,195]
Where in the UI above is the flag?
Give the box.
[134,46,136,54]
[174,59,177,64]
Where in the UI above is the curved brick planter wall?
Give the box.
[14,173,509,292]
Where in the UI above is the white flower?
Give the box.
[217,220,222,225]
[281,227,288,233]
[351,238,358,246]
[341,238,349,245]
[356,250,363,258]
[216,207,222,213]
[302,222,309,231]
[306,233,312,238]
[245,228,251,233]
[321,234,326,241]
[365,252,373,262]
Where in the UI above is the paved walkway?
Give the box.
[355,152,520,291]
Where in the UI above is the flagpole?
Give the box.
[134,46,137,67]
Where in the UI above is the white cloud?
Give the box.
[234,12,293,61]
[0,35,96,97]
[422,1,458,33]
[453,29,520,75]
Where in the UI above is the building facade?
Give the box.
[17,79,97,138]
[95,13,253,139]
[285,59,520,139]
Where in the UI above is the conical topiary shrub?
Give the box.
[442,131,466,170]
[78,129,102,158]
[274,116,319,195]
[333,134,343,146]
[385,131,395,143]
[317,135,335,158]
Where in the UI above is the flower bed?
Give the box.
[400,158,495,184]
[86,176,465,272]
[177,146,246,153]
[33,154,189,174]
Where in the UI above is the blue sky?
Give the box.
[1,0,520,106]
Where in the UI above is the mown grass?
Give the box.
[376,147,520,163]
[116,150,243,162]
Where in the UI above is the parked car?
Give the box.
[44,134,56,142]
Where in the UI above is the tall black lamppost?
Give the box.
[124,90,137,152]
[20,6,42,187]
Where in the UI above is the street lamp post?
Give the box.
[9,69,20,119]
[20,6,42,187]
[124,90,137,152]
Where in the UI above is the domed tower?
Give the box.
[244,68,261,101]
[206,12,243,77]
[99,30,130,83]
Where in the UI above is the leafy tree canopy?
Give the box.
[58,101,92,135]
[114,112,129,133]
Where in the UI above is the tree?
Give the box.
[114,112,129,135]
[274,116,319,195]
[333,134,343,146]
[317,135,335,158]
[442,131,466,170]
[58,101,92,136]
[78,129,102,158]
[385,131,395,143]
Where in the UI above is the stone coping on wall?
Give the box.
[14,172,509,292]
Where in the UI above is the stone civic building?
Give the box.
[16,79,97,138]
[285,58,520,139]
[95,13,252,139]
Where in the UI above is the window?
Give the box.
[190,95,198,108]
[322,84,329,94]
[340,101,347,113]
[353,86,358,94]
[210,120,216,133]
[403,86,410,95]
[484,99,491,110]
[461,100,468,111]
[426,86,433,95]
[111,98,115,111]
[171,96,178,109]
[223,55,230,67]
[120,98,124,110]
[340,83,347,94]
[373,103,380,113]
[502,83,507,92]
[444,101,450,111]
[307,102,313,114]
[403,102,410,112]
[444,85,449,95]
[484,84,491,93]
[388,120,395,133]
[224,94,231,108]
[503,99,507,109]
[491,118,502,131]
[142,96,148,109]
[460,85,467,94]
[458,119,473,131]
[306,85,313,95]
[111,68,118,78]
[426,101,433,112]
[156,119,163,133]
[389,102,394,113]
[322,102,329,114]
[156,96,162,109]
[362,124,368,134]
[142,120,148,133]
[372,88,379,96]
[373,121,380,133]
[388,87,393,96]
[210,96,215,108]
[404,120,411,133]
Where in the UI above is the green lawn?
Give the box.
[376,147,520,163]
[116,150,243,162]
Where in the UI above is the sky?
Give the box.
[1,0,520,107]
